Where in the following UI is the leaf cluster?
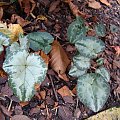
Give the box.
[67,17,110,112]
[0,31,54,101]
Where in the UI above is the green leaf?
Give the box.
[69,64,86,77]
[27,32,54,54]
[95,23,106,37]
[96,67,110,82]
[6,35,29,57]
[110,24,119,33]
[67,16,87,44]
[96,58,104,66]
[3,50,47,101]
[0,32,10,54]
[77,73,110,112]
[73,54,91,70]
[75,36,105,58]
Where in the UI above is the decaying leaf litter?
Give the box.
[0,0,120,120]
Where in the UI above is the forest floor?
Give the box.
[0,0,120,120]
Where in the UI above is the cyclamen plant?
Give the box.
[0,32,54,101]
[67,16,110,112]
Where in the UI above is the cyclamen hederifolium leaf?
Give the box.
[73,54,90,70]
[75,36,105,58]
[67,16,87,44]
[77,73,110,112]
[0,32,10,54]
[96,67,110,82]
[95,23,106,37]
[69,64,86,77]
[3,50,47,101]
[27,32,54,54]
[6,35,30,57]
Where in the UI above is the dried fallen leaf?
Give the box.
[11,14,31,27]
[18,0,36,17]
[50,40,70,81]
[0,22,23,42]
[36,15,47,21]
[65,0,90,18]
[39,90,46,99]
[117,0,120,4]
[57,86,72,97]
[0,7,3,21]
[111,46,120,56]
[100,0,111,7]
[11,115,31,120]
[8,24,23,42]
[88,0,101,9]
[19,102,29,107]
[48,0,60,13]
[39,50,50,64]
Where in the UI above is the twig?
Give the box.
[8,99,12,111]
[48,75,59,102]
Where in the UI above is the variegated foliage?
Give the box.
[68,17,110,112]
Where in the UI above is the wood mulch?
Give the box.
[0,0,119,120]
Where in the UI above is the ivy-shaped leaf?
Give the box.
[96,67,110,82]
[95,23,106,37]
[6,35,29,57]
[110,24,119,33]
[77,73,110,112]
[3,50,47,101]
[75,36,105,58]
[69,64,86,77]
[0,32,10,54]
[27,32,54,54]
[67,16,87,44]
[73,54,91,70]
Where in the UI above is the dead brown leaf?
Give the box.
[18,0,35,16]
[11,14,31,27]
[0,7,3,21]
[39,90,46,99]
[100,0,111,7]
[65,0,90,18]
[88,0,101,9]
[48,0,60,13]
[117,0,120,4]
[35,50,49,65]
[49,40,70,81]
[57,86,72,97]
[39,50,50,64]
[19,101,29,107]
[111,46,120,56]
[11,115,31,120]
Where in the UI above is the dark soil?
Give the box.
[0,0,120,120]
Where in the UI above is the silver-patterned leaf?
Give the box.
[69,64,86,77]
[75,36,105,58]
[6,35,29,57]
[96,67,110,82]
[67,16,87,44]
[27,32,54,54]
[73,54,91,70]
[95,23,106,37]
[77,73,110,112]
[0,32,10,54]
[3,50,47,101]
